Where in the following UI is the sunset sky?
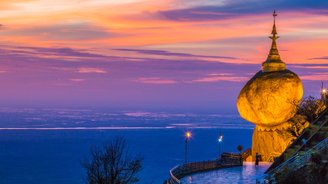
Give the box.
[0,0,328,112]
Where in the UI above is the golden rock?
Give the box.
[237,70,303,127]
[236,11,307,161]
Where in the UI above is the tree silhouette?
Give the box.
[83,137,142,184]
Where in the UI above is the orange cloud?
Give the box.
[0,1,328,67]
[0,0,36,10]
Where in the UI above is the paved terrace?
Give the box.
[165,152,270,184]
[180,162,270,184]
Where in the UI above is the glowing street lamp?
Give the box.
[186,131,191,140]
[184,131,191,163]
[218,131,223,158]
[321,81,327,103]
[321,87,327,104]
[218,134,223,143]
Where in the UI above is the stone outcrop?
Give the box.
[252,125,294,162]
[237,70,303,127]
[251,115,309,161]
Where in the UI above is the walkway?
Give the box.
[180,162,270,184]
[166,156,242,184]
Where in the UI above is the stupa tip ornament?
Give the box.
[262,10,286,72]
[236,11,306,161]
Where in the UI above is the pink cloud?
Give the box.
[192,73,248,83]
[293,65,328,69]
[77,67,107,74]
[70,78,85,82]
[135,77,177,84]
[300,73,328,81]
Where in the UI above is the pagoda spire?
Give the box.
[267,10,281,61]
[262,10,286,72]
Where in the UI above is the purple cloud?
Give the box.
[158,0,328,21]
[77,67,107,74]
[0,45,109,59]
[134,77,178,84]
[308,56,328,60]
[191,73,250,83]
[3,22,115,40]
[0,44,325,111]
[113,48,238,60]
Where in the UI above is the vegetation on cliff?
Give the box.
[276,148,328,184]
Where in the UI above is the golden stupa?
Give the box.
[236,11,307,161]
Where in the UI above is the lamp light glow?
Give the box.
[185,131,191,139]
[218,135,223,142]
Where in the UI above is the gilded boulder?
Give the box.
[237,70,303,127]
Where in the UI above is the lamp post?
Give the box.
[218,131,223,158]
[322,88,327,103]
[321,81,327,104]
[185,131,191,164]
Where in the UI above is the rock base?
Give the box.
[251,125,294,162]
[250,115,309,162]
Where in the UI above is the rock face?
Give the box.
[252,125,294,162]
[251,115,309,161]
[237,70,303,127]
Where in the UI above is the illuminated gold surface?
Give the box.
[237,70,303,127]
[262,10,286,72]
[236,11,305,161]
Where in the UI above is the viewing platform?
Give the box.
[181,162,270,184]
[165,153,243,184]
[165,156,271,184]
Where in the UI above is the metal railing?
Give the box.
[169,166,181,184]
[295,117,328,153]
[266,137,328,182]
[166,156,242,184]
[266,107,328,173]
